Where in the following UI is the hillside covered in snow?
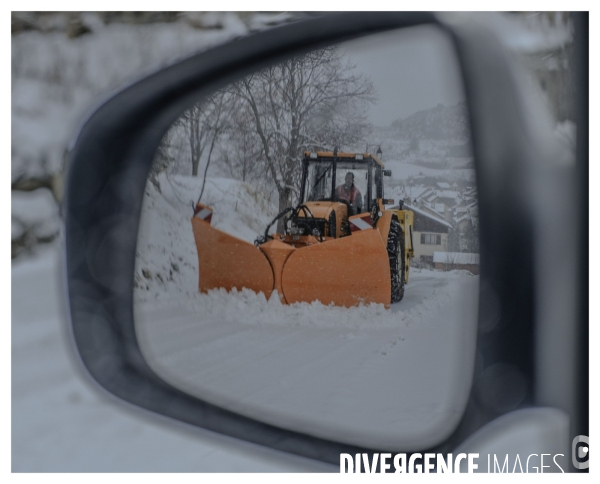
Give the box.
[135,173,279,301]
[391,101,470,141]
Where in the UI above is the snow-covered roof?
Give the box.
[404,203,453,229]
[433,252,480,265]
[436,182,451,189]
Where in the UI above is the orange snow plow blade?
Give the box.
[192,203,391,307]
[191,210,274,298]
[282,229,391,307]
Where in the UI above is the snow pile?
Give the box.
[169,267,473,331]
[134,173,278,301]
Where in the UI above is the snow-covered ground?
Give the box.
[11,244,332,472]
[136,270,479,451]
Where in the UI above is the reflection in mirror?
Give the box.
[134,25,479,450]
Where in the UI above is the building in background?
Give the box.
[405,203,452,264]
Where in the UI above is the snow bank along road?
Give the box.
[136,269,479,452]
[12,246,332,472]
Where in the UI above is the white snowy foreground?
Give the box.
[133,171,480,452]
[136,269,479,452]
[11,245,332,472]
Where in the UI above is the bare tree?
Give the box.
[228,46,375,229]
[220,107,265,184]
[196,92,233,202]
[181,91,232,178]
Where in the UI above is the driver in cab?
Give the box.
[335,172,363,215]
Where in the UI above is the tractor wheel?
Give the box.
[387,215,405,303]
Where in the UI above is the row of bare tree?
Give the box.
[153,45,376,215]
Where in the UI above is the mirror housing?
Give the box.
[63,12,587,469]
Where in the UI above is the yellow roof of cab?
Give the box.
[303,151,385,168]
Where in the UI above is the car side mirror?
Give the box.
[63,12,587,471]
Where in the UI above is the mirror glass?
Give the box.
[134,25,479,451]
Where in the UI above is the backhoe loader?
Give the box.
[191,150,414,307]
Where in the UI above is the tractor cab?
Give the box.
[290,151,391,240]
[301,150,387,214]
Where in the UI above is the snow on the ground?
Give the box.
[11,244,331,472]
[135,269,479,452]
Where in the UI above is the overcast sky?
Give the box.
[341,25,466,126]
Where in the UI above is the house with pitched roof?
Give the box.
[403,202,453,264]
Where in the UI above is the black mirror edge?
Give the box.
[573,11,589,466]
[62,12,585,469]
